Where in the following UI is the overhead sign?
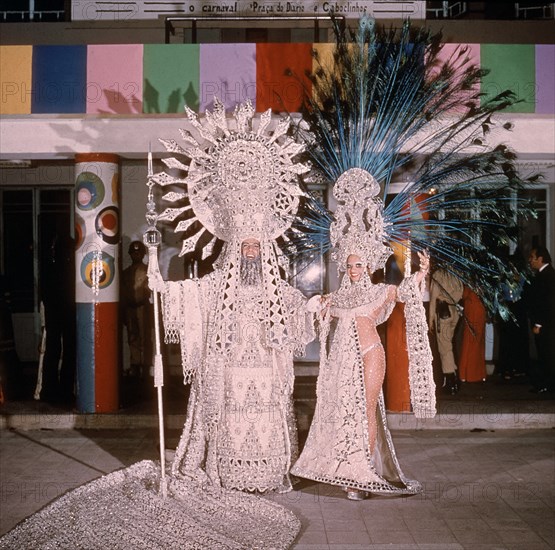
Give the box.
[72,1,425,21]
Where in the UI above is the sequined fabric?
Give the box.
[330,168,392,274]
[154,98,310,257]
[162,248,314,493]
[398,276,436,418]
[291,272,422,495]
[0,461,301,549]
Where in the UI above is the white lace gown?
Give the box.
[162,271,314,493]
[291,280,421,495]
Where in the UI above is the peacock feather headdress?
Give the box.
[286,15,539,318]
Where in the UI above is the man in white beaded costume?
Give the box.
[0,100,315,550]
[291,168,434,500]
[149,98,316,493]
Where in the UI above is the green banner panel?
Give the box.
[143,44,200,113]
[481,44,535,113]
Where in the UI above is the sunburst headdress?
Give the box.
[153,98,310,259]
[151,98,312,354]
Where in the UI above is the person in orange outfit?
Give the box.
[458,286,487,383]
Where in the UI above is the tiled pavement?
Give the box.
[1,374,554,549]
[283,429,554,549]
[1,427,553,549]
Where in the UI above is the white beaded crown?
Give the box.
[330,168,392,272]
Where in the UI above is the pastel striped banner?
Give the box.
[0,43,551,115]
[256,43,313,113]
[535,44,555,114]
[199,43,256,112]
[434,43,481,112]
[143,44,200,113]
[481,44,536,113]
[32,45,87,113]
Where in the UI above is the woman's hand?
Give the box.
[319,294,331,318]
[416,250,430,283]
[307,294,331,318]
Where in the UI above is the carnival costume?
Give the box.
[291,169,431,496]
[1,99,310,550]
[150,98,315,494]
[290,16,536,496]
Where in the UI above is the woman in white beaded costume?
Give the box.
[149,98,316,494]
[291,168,433,500]
[288,15,536,501]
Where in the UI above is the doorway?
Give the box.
[0,187,74,398]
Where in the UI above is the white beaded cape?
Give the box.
[0,461,301,549]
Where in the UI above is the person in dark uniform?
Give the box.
[497,251,529,380]
[121,241,152,382]
[39,232,76,405]
[0,275,23,402]
[526,246,555,393]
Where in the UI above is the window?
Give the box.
[0,0,66,22]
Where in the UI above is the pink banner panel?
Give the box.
[199,43,256,112]
[536,45,555,114]
[87,45,143,114]
[432,43,480,112]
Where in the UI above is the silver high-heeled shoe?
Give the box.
[346,489,367,501]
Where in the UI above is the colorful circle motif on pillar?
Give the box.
[74,154,120,413]
[95,206,120,244]
[76,172,105,211]
[80,251,115,290]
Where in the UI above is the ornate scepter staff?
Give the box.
[143,144,168,498]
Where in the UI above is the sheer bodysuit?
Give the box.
[353,284,397,454]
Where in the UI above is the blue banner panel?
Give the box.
[32,45,87,113]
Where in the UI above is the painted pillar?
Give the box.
[74,153,120,413]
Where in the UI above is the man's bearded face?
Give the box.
[240,238,262,285]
